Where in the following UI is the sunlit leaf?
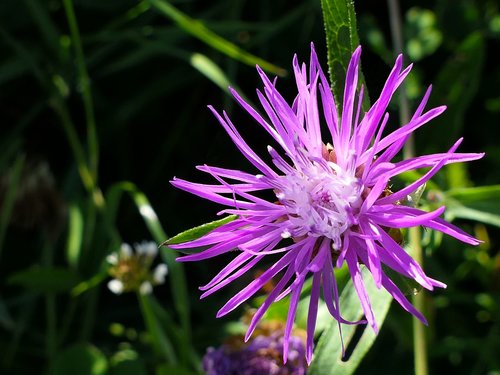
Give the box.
[190,53,234,94]
[321,0,368,110]
[309,268,392,375]
[445,185,500,227]
[66,203,84,269]
[163,215,236,248]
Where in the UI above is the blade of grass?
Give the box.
[62,0,99,181]
[190,53,234,94]
[137,292,177,364]
[148,0,286,76]
[24,0,62,59]
[66,203,84,269]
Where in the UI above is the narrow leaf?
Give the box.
[445,185,500,227]
[66,203,84,269]
[164,215,236,246]
[309,267,392,374]
[190,53,233,94]
[148,0,286,76]
[138,292,177,364]
[321,0,367,110]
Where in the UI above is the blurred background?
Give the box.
[0,0,499,374]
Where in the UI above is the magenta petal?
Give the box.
[245,265,296,341]
[283,274,306,363]
[217,247,298,317]
[345,250,378,333]
[382,274,427,324]
[306,272,321,364]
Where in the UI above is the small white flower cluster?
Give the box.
[106,241,168,295]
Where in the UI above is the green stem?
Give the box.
[409,226,428,375]
[137,292,177,364]
[62,0,99,182]
[50,98,94,191]
[387,0,428,374]
[387,0,414,159]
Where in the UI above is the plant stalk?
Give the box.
[62,0,99,182]
[387,0,428,374]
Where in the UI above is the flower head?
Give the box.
[171,44,483,363]
[203,320,307,375]
[107,241,168,295]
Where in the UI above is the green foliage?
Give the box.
[310,268,392,374]
[148,0,286,76]
[405,7,442,61]
[51,343,108,375]
[165,215,236,248]
[8,267,80,294]
[321,0,368,109]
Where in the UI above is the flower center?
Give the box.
[276,161,362,249]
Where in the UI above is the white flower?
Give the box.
[135,241,158,258]
[120,243,133,258]
[108,240,166,295]
[108,279,124,295]
[106,253,119,265]
[153,264,168,284]
[139,281,153,295]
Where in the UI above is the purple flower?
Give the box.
[203,329,307,375]
[171,44,483,364]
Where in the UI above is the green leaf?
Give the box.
[110,351,147,375]
[309,267,392,375]
[148,0,286,76]
[51,343,108,375]
[427,32,484,143]
[445,185,500,227]
[321,0,367,111]
[164,215,236,248]
[446,185,500,203]
[189,53,234,94]
[138,292,177,364]
[8,266,80,293]
[66,203,84,269]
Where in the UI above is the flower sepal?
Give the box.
[162,214,237,254]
